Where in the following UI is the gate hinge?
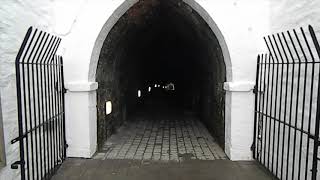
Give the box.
[311,168,318,173]
[11,160,25,169]
[250,142,255,151]
[253,85,258,94]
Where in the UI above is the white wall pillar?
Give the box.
[65,82,98,158]
[224,81,255,160]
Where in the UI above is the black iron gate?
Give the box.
[11,27,67,180]
[253,25,320,180]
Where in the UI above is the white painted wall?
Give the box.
[270,0,320,33]
[61,0,270,161]
[0,0,85,179]
[267,1,320,179]
[0,1,55,179]
[1,0,320,179]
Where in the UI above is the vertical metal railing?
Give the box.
[253,25,320,180]
[11,27,66,180]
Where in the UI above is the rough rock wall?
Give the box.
[199,34,226,149]
[95,13,137,149]
[96,43,129,149]
[177,1,226,148]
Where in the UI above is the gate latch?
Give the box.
[11,160,25,169]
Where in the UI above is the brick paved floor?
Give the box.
[94,112,226,162]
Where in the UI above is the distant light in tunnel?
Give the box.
[148,87,151,92]
[105,101,112,115]
[138,90,141,97]
[154,84,157,88]
[166,83,175,91]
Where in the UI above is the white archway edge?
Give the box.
[62,0,269,160]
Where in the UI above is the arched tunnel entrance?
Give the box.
[96,0,227,161]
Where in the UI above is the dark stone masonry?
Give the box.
[96,0,226,151]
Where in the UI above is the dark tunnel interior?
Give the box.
[96,0,226,150]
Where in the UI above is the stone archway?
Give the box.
[88,0,232,82]
[63,0,264,161]
[91,0,232,155]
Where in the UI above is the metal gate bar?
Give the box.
[11,27,66,180]
[253,25,320,180]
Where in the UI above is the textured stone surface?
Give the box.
[94,111,226,162]
[95,0,226,151]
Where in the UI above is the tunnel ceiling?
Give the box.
[98,0,225,86]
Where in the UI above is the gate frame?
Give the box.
[12,27,67,180]
[253,25,320,180]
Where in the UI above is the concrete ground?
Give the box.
[52,158,274,180]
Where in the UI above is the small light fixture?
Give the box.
[148,87,151,92]
[138,90,141,97]
[165,82,175,91]
[106,101,112,115]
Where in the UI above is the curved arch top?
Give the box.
[87,0,233,82]
[62,0,269,161]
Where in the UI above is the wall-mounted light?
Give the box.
[138,90,141,97]
[165,82,175,91]
[106,101,112,115]
[148,87,151,92]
